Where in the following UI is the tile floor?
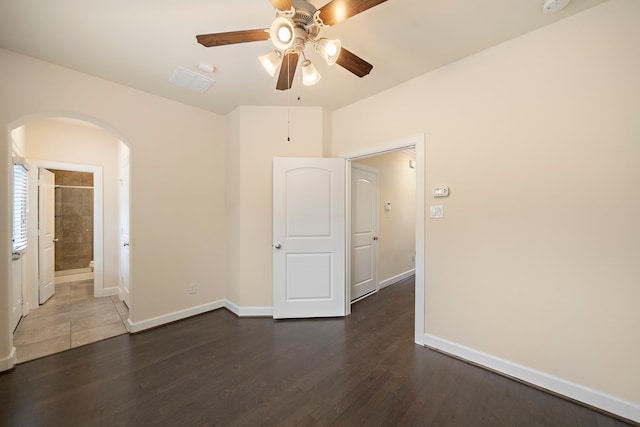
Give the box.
[13,279,129,363]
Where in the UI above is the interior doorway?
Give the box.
[343,134,426,345]
[32,159,104,300]
[7,115,132,362]
[350,149,416,303]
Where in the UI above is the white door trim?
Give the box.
[29,159,105,301]
[340,134,426,345]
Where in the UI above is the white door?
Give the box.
[38,168,55,304]
[351,164,379,301]
[273,157,346,319]
[120,156,131,307]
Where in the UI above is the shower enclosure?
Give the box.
[49,169,94,276]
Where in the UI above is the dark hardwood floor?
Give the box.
[1,277,635,427]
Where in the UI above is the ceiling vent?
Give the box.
[169,67,215,93]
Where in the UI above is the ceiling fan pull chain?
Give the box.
[287,105,291,142]
[287,59,291,142]
[296,72,302,102]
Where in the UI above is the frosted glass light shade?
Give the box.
[259,50,283,77]
[315,38,342,65]
[301,60,321,86]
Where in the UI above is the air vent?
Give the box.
[169,67,215,93]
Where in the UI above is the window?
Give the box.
[12,157,29,253]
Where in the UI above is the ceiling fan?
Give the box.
[196,0,387,90]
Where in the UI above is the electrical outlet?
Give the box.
[188,283,197,295]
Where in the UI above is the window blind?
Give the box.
[12,158,29,253]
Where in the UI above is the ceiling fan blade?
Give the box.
[196,29,269,47]
[319,0,387,26]
[269,0,292,10]
[336,47,373,77]
[276,52,299,90]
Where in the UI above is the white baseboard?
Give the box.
[95,286,119,298]
[424,334,640,424]
[379,269,415,289]
[126,299,273,333]
[224,300,273,317]
[0,347,16,373]
[127,299,226,333]
[54,272,94,284]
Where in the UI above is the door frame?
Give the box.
[340,134,426,345]
[30,159,105,303]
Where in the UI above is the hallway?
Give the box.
[13,279,128,363]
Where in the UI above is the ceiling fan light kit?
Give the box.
[196,0,385,91]
[261,3,329,86]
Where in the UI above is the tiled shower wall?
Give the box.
[49,169,94,272]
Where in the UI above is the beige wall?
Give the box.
[354,151,416,284]
[332,0,640,404]
[0,47,227,351]
[225,106,329,308]
[11,127,26,156]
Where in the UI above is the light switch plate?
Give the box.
[430,205,444,219]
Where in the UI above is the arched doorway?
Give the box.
[7,114,131,362]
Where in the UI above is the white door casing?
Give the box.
[38,168,55,304]
[272,157,346,319]
[350,164,379,301]
[119,156,131,308]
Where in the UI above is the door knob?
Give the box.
[274,244,282,249]
[373,236,379,241]
[53,238,59,242]
[123,243,130,247]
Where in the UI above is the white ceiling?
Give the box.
[0,0,608,115]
